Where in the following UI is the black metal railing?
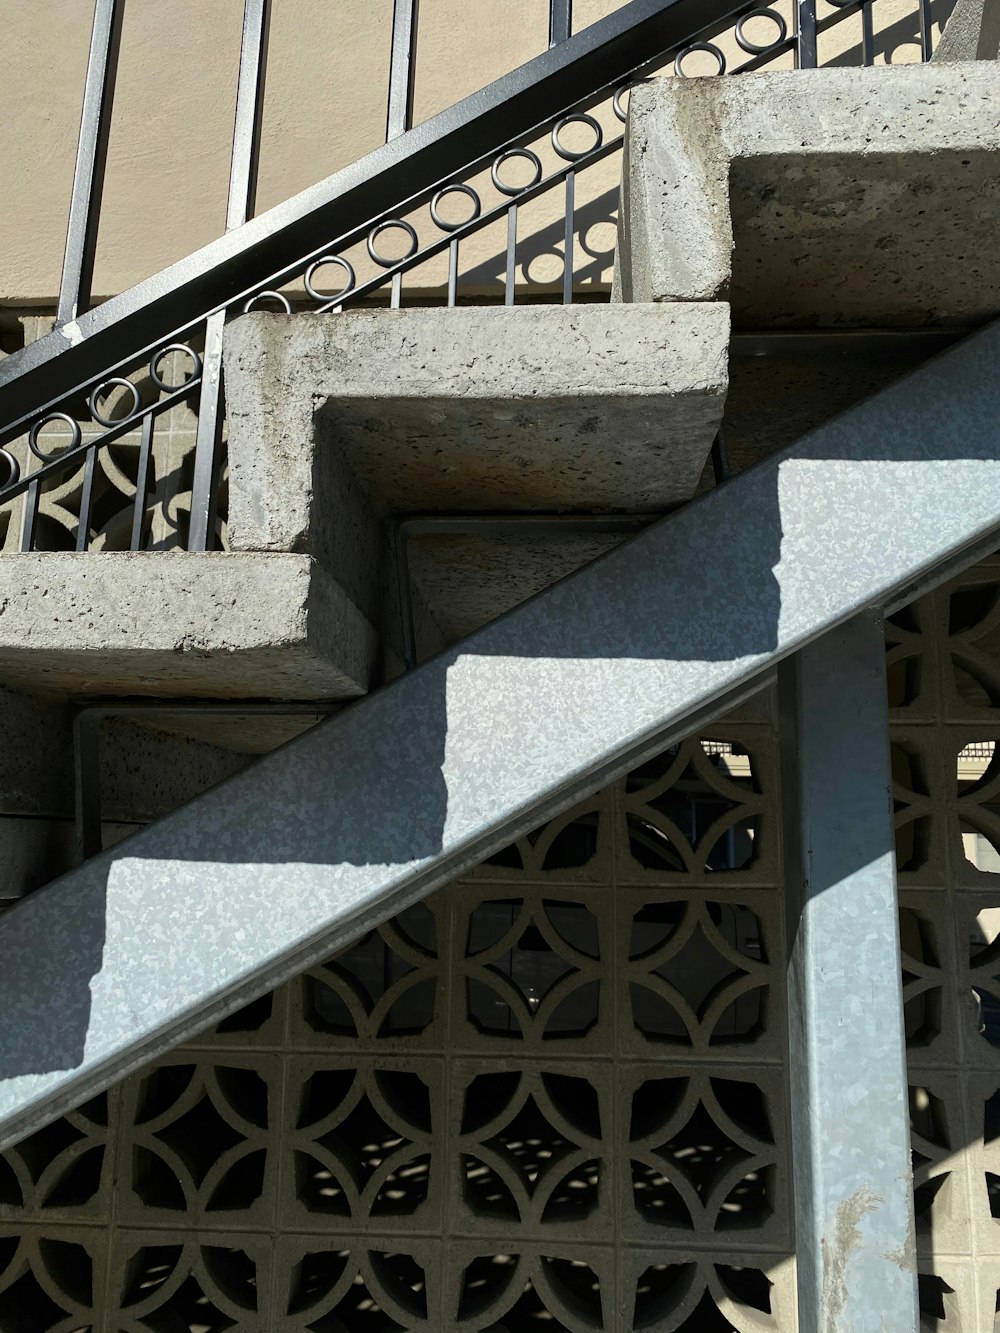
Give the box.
[0,0,939,555]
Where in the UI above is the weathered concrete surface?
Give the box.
[617,63,1000,326]
[225,304,728,645]
[0,818,74,902]
[932,0,1000,60]
[225,304,728,525]
[0,553,376,700]
[724,331,963,476]
[0,685,251,822]
[406,528,627,641]
[126,708,327,756]
[0,684,254,898]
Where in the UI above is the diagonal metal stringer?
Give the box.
[0,321,998,1153]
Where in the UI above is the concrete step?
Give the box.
[616,62,1000,329]
[0,315,996,1149]
[223,302,729,658]
[0,304,728,711]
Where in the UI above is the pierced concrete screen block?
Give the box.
[0,714,797,1330]
[881,554,1000,1326]
[617,62,1000,327]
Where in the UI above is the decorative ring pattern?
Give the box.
[430,183,482,233]
[304,256,356,304]
[149,344,202,394]
[367,218,419,268]
[243,290,293,315]
[88,377,141,429]
[613,84,632,123]
[674,41,727,76]
[28,412,82,462]
[0,449,19,489]
[735,7,788,54]
[551,111,603,162]
[491,147,544,197]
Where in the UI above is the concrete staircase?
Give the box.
[0,312,998,1149]
[0,59,998,1150]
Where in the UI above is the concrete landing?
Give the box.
[617,62,1000,328]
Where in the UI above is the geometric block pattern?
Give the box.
[0,343,211,554]
[0,704,793,1328]
[9,551,1000,1325]
[890,552,1000,1328]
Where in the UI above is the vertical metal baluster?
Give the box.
[189,0,270,553]
[447,237,459,307]
[57,0,124,328]
[387,0,419,139]
[862,0,875,65]
[189,316,225,553]
[563,171,575,305]
[796,0,818,67]
[391,271,404,309]
[19,477,41,553]
[227,0,270,227]
[130,411,154,551]
[917,0,933,60]
[505,203,518,306]
[75,446,98,552]
[549,0,572,46]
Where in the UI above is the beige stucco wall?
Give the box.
[0,0,953,309]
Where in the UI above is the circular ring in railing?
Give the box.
[0,448,20,491]
[88,376,141,429]
[491,147,543,197]
[303,256,356,305]
[243,289,293,315]
[674,41,727,77]
[551,112,603,162]
[367,219,419,269]
[150,343,202,393]
[28,412,82,462]
[735,7,787,54]
[612,84,633,123]
[430,183,482,233]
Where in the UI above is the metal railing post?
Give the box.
[549,0,573,46]
[56,0,125,328]
[779,612,918,1332]
[387,0,419,140]
[796,0,818,66]
[188,0,271,552]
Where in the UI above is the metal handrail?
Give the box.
[0,0,935,553]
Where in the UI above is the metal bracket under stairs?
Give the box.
[0,320,998,1151]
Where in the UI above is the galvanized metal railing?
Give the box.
[0,0,938,554]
